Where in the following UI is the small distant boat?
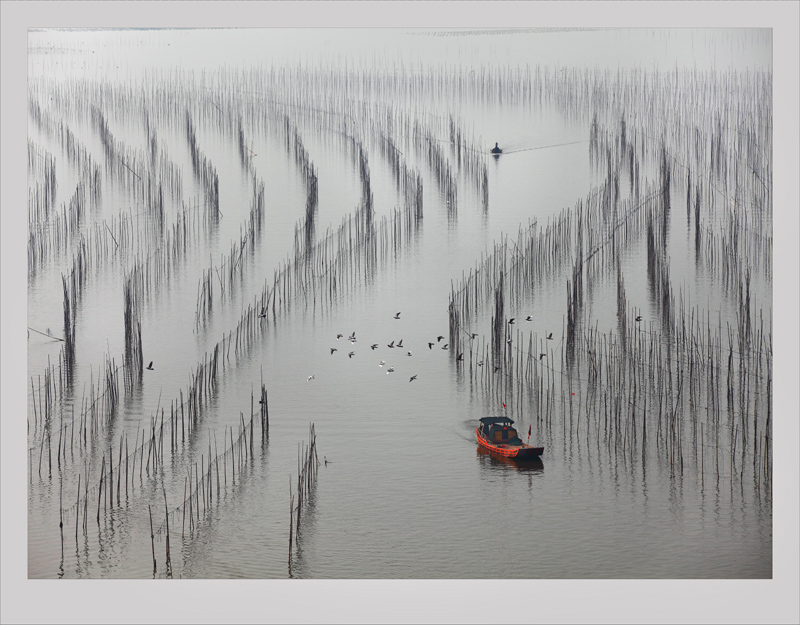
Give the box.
[476,416,543,459]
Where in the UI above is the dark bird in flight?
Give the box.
[477,361,484,367]
[348,351,355,358]
[387,367,395,374]
[441,344,449,350]
[146,361,154,370]
[409,375,417,382]
[331,348,337,355]
[471,333,478,339]
[394,312,401,319]
[387,340,395,348]
[539,353,546,360]
[337,334,343,340]
[547,333,553,340]
[508,318,515,324]
[457,353,463,361]
[437,336,444,342]
[371,344,379,350]
[526,316,532,322]
[428,342,434,350]
[635,316,642,322]
[397,339,404,348]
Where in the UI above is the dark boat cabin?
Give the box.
[478,416,521,444]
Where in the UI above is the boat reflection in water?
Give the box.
[476,445,544,473]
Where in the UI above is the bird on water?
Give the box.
[491,142,502,154]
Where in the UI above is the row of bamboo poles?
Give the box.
[289,423,319,570]
[29,57,489,579]
[445,84,771,495]
[28,53,771,577]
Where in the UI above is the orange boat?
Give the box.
[476,416,543,459]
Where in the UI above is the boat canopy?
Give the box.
[479,416,515,426]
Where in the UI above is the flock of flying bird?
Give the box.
[321,312,435,383]
[304,311,592,383]
[140,311,643,381]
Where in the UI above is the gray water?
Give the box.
[17,25,781,621]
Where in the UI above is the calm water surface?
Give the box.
[24,27,772,582]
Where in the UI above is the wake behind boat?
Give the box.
[476,416,543,459]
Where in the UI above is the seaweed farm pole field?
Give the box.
[18,27,779,589]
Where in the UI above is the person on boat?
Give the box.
[491,142,502,154]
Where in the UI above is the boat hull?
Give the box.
[476,428,543,459]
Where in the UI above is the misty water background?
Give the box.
[4,1,800,618]
[24,26,775,581]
